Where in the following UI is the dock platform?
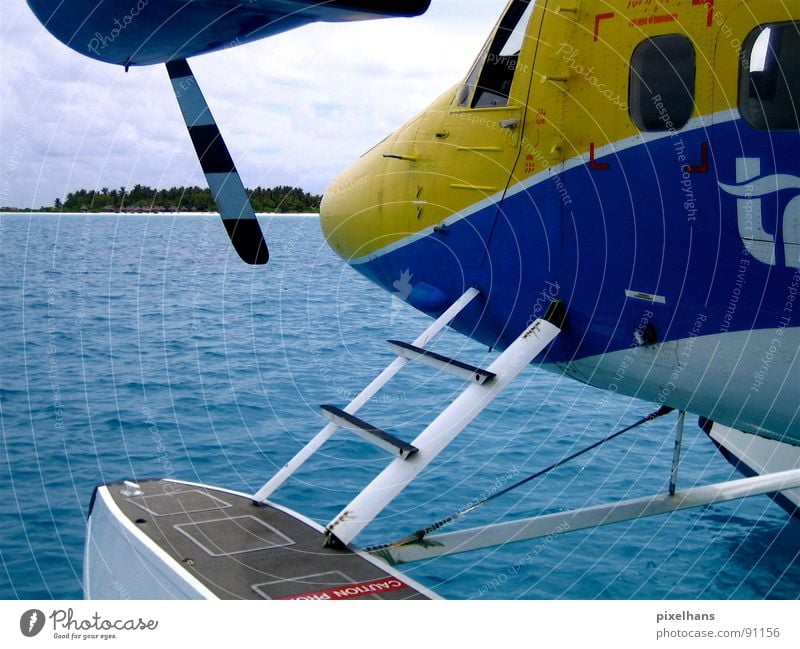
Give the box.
[85,479,435,600]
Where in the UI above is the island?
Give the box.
[1,185,322,214]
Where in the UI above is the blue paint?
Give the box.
[354,120,800,362]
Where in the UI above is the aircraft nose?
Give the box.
[319,144,385,264]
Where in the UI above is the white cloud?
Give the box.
[0,0,504,208]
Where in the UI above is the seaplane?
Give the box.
[27,0,799,599]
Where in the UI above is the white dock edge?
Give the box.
[84,486,216,600]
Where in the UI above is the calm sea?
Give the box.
[0,214,797,600]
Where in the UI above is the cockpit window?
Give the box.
[629,35,696,132]
[739,22,800,131]
[458,0,535,109]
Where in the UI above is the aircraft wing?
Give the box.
[27,0,431,67]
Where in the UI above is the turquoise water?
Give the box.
[0,213,797,600]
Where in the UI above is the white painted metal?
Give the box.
[327,317,562,546]
[708,421,800,509]
[378,468,800,564]
[387,340,495,384]
[253,287,480,502]
[320,405,418,458]
[669,410,686,496]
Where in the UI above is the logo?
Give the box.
[389,268,414,325]
[719,158,800,268]
[20,609,45,637]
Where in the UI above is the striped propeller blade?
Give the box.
[166,59,268,265]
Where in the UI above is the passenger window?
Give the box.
[458,0,535,109]
[629,35,696,131]
[739,22,800,130]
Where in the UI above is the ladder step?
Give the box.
[387,340,497,385]
[321,405,419,460]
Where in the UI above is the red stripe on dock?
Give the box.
[278,577,410,600]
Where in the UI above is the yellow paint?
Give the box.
[320,0,797,262]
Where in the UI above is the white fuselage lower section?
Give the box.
[558,328,799,445]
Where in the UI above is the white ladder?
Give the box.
[253,287,564,547]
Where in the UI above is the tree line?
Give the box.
[44,184,323,213]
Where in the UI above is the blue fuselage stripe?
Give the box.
[353,119,800,363]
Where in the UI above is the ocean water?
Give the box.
[0,213,797,600]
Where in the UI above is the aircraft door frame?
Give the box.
[434,0,546,268]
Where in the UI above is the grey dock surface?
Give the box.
[102,479,432,600]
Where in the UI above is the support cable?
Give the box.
[368,405,675,551]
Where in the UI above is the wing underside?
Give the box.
[27,0,431,66]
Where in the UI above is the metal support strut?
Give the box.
[373,468,800,565]
[669,410,686,496]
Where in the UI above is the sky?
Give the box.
[0,0,508,208]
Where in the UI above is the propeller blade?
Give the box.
[166,59,268,265]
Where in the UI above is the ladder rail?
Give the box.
[321,405,419,459]
[252,287,480,502]
[325,316,562,546]
[387,340,496,384]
